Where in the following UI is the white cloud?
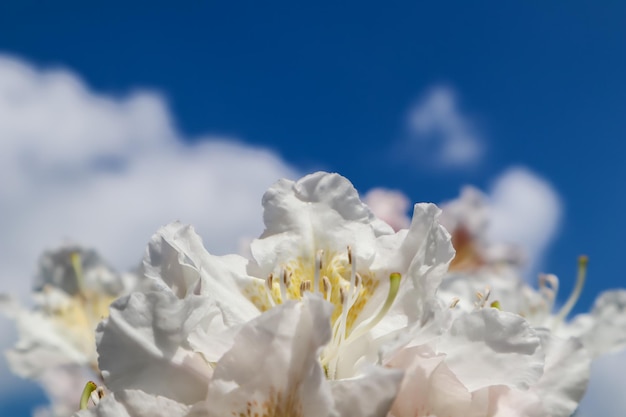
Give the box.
[406,86,485,170]
[0,55,299,403]
[486,167,562,274]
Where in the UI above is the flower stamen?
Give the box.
[345,272,402,344]
[314,249,324,293]
[554,255,588,326]
[322,276,331,302]
[79,380,98,410]
[279,269,288,302]
[299,280,312,295]
[265,274,276,307]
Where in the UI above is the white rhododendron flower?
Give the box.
[438,185,626,354]
[141,172,455,381]
[434,187,626,416]
[1,245,139,417]
[13,171,623,417]
[88,171,577,417]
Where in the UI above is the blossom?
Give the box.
[382,305,552,417]
[78,293,403,417]
[83,171,463,415]
[1,245,139,417]
[141,172,455,381]
[433,189,626,415]
[55,171,607,417]
[122,171,587,416]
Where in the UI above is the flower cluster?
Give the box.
[1,246,140,417]
[4,172,626,417]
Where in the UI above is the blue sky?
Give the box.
[0,1,625,415]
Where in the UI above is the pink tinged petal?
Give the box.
[330,366,404,417]
[205,295,338,417]
[532,330,590,417]
[74,390,189,417]
[142,221,260,324]
[437,308,544,391]
[469,386,544,417]
[97,292,216,404]
[387,346,471,417]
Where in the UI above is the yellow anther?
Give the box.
[490,300,502,310]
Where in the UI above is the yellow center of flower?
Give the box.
[44,252,116,366]
[244,246,402,379]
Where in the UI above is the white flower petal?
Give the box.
[142,221,260,324]
[251,172,389,275]
[97,291,217,404]
[568,289,626,357]
[1,295,89,377]
[330,366,404,417]
[205,295,337,417]
[75,390,189,417]
[436,308,544,391]
[382,203,455,328]
[532,330,590,417]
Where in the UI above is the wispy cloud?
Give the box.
[0,55,299,401]
[405,86,485,170]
